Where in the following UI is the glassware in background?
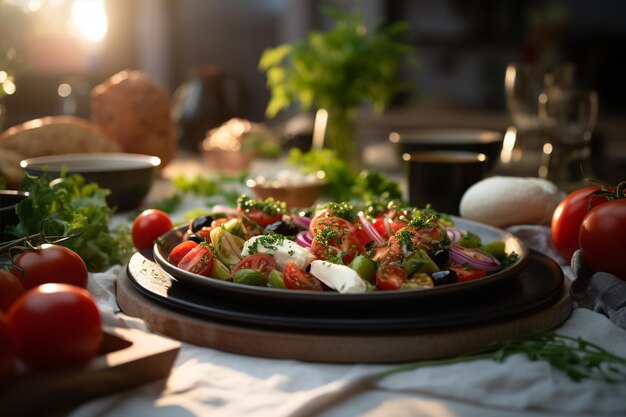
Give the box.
[537,87,598,190]
[501,62,575,176]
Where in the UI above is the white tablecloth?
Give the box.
[69,222,626,417]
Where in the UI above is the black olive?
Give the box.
[264,221,298,237]
[187,234,204,244]
[191,215,213,232]
[431,269,457,286]
[430,249,449,267]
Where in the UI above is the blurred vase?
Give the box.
[324,107,360,171]
[171,66,246,151]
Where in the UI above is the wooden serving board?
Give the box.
[0,326,181,417]
[116,269,573,364]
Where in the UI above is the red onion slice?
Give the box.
[357,211,385,244]
[295,231,314,248]
[291,215,312,230]
[211,205,238,217]
[449,243,501,272]
[446,227,464,243]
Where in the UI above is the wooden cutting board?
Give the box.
[0,326,181,417]
[116,268,573,364]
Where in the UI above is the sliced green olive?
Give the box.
[402,249,439,276]
[233,269,266,286]
[349,255,376,284]
[479,241,506,261]
[210,258,231,281]
[458,231,481,248]
[268,269,286,289]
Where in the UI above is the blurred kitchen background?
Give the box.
[1,0,625,181]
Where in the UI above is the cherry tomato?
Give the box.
[232,254,278,278]
[0,269,25,312]
[168,240,199,265]
[132,209,173,250]
[0,312,15,386]
[310,234,365,265]
[7,284,102,369]
[447,264,487,282]
[12,244,88,290]
[578,199,626,279]
[194,227,214,242]
[551,186,609,262]
[375,264,407,290]
[177,244,215,276]
[283,261,323,291]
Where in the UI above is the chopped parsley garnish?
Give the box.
[237,195,286,216]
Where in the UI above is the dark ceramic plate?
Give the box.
[152,217,529,304]
[127,249,562,332]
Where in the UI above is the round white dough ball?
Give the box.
[459,176,563,228]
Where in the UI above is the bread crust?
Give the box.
[0,116,121,188]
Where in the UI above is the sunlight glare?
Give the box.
[71,0,108,42]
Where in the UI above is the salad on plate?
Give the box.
[160,195,520,294]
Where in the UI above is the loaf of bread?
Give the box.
[459,176,563,228]
[0,116,121,188]
[90,70,176,167]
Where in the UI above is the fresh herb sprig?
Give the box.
[377,332,626,384]
[287,148,402,202]
[7,172,133,272]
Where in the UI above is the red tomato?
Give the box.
[309,215,355,238]
[370,216,390,240]
[371,240,403,264]
[177,244,215,276]
[237,209,281,228]
[578,199,626,279]
[194,227,214,242]
[551,186,609,262]
[12,244,88,290]
[168,240,199,265]
[310,234,365,265]
[132,209,173,250]
[7,284,102,369]
[0,312,15,386]
[448,264,487,282]
[375,264,407,290]
[232,254,278,278]
[283,261,323,291]
[0,269,25,312]
[352,222,374,246]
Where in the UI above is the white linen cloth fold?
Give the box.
[68,224,626,417]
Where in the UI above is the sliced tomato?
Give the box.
[310,234,364,265]
[194,227,214,242]
[232,254,279,278]
[177,244,215,276]
[376,264,407,290]
[448,264,487,282]
[370,240,403,264]
[370,216,390,240]
[309,215,355,238]
[352,222,373,246]
[283,261,323,291]
[168,240,199,265]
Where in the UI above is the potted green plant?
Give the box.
[259,7,415,169]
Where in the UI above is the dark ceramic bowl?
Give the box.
[0,190,29,242]
[20,153,161,211]
[389,128,504,171]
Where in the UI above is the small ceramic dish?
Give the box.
[20,153,161,211]
[246,169,325,208]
